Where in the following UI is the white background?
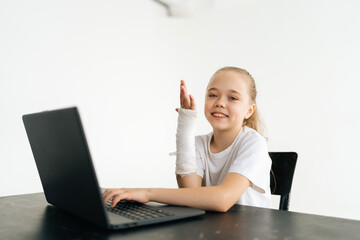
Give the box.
[1,0,360,220]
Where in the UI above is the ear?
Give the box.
[245,103,256,119]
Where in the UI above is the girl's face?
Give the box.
[204,71,255,133]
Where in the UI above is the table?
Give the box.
[1,193,359,240]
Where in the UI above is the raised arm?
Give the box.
[103,173,250,212]
[175,80,201,188]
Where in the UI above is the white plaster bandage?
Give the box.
[175,108,198,175]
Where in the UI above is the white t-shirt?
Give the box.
[195,126,271,208]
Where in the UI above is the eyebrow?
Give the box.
[208,87,241,95]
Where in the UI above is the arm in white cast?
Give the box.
[175,108,198,176]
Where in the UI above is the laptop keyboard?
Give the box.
[106,200,175,221]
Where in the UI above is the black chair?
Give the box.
[269,152,298,211]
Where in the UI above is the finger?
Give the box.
[180,79,185,88]
[179,81,184,104]
[182,81,193,108]
[180,86,190,106]
[180,80,187,105]
[184,92,191,108]
[103,189,122,204]
[181,80,187,90]
[103,192,114,204]
[180,86,184,106]
[189,94,196,110]
[181,82,188,97]
[102,189,113,203]
[111,194,123,208]
[111,192,130,207]
[180,87,191,108]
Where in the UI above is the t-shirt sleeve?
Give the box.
[228,134,271,194]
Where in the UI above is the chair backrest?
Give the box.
[269,152,298,211]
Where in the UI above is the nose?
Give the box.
[215,97,225,108]
[215,103,224,108]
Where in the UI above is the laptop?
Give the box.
[22,107,205,230]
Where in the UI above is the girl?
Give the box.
[103,67,271,212]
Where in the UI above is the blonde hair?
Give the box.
[209,66,265,136]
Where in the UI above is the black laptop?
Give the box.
[22,107,205,229]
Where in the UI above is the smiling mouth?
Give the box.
[211,112,228,118]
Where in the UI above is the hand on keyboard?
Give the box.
[103,188,151,208]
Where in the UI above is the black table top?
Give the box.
[1,192,359,240]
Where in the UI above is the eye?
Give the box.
[229,96,238,101]
[208,94,217,98]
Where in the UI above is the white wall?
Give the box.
[1,0,360,220]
